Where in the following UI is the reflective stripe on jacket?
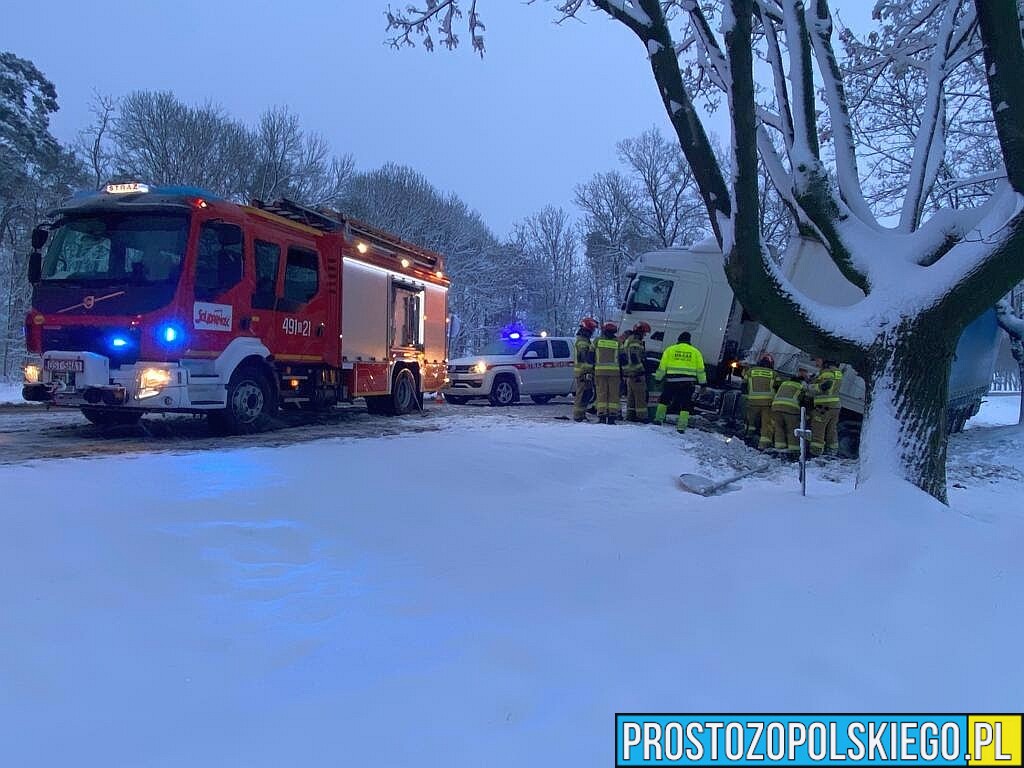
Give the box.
[812,368,843,407]
[771,379,806,414]
[594,338,620,374]
[744,366,776,404]
[574,336,594,375]
[656,343,707,384]
[623,337,645,376]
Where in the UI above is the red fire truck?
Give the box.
[21,183,450,432]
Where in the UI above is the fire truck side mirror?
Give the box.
[28,251,42,284]
[31,227,48,250]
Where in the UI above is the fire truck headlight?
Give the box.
[473,361,487,374]
[138,368,173,398]
[23,364,41,384]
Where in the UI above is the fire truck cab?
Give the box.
[22,183,449,432]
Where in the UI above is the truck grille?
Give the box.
[42,326,139,367]
[449,364,475,373]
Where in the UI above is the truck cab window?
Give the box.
[253,240,281,310]
[283,247,319,306]
[195,222,243,300]
[627,276,674,312]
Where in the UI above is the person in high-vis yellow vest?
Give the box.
[594,321,622,424]
[572,317,598,422]
[623,322,650,423]
[653,331,706,432]
[810,358,843,456]
[743,355,778,449]
[770,368,810,457]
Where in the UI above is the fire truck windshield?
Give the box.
[42,213,189,286]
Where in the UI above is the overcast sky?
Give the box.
[3,1,867,238]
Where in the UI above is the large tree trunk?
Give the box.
[858,321,958,503]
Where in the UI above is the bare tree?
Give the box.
[616,126,704,247]
[246,106,353,207]
[74,91,117,190]
[575,169,643,317]
[514,205,585,334]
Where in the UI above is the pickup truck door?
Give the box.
[520,339,552,393]
[549,338,575,394]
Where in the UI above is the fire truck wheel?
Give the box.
[489,375,518,407]
[530,394,553,405]
[391,368,420,415]
[211,365,278,434]
[81,408,142,428]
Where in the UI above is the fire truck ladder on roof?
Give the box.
[252,197,340,232]
[253,197,442,270]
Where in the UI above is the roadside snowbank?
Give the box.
[968,392,1020,428]
[1,416,1021,767]
[0,383,26,405]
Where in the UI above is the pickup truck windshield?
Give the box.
[42,213,189,286]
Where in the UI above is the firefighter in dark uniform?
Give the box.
[572,317,598,422]
[743,355,778,449]
[653,331,706,432]
[810,358,843,456]
[594,321,622,424]
[622,322,650,422]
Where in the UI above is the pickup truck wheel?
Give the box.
[210,365,277,434]
[81,408,142,428]
[530,394,553,405]
[489,376,518,406]
[445,395,469,405]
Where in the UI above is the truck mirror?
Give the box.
[31,226,48,250]
[28,251,42,284]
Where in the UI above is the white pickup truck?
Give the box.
[444,335,577,406]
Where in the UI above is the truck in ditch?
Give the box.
[619,237,1000,452]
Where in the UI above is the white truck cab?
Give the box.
[444,335,576,405]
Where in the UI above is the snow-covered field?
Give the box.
[1,399,1022,767]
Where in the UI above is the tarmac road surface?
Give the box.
[0,396,576,466]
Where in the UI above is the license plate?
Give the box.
[45,358,84,373]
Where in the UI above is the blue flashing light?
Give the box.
[501,322,529,342]
[111,336,129,349]
[159,324,184,345]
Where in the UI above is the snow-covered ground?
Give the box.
[967,392,1020,428]
[0,382,26,405]
[1,399,1022,767]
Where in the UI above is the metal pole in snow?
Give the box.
[795,406,811,497]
